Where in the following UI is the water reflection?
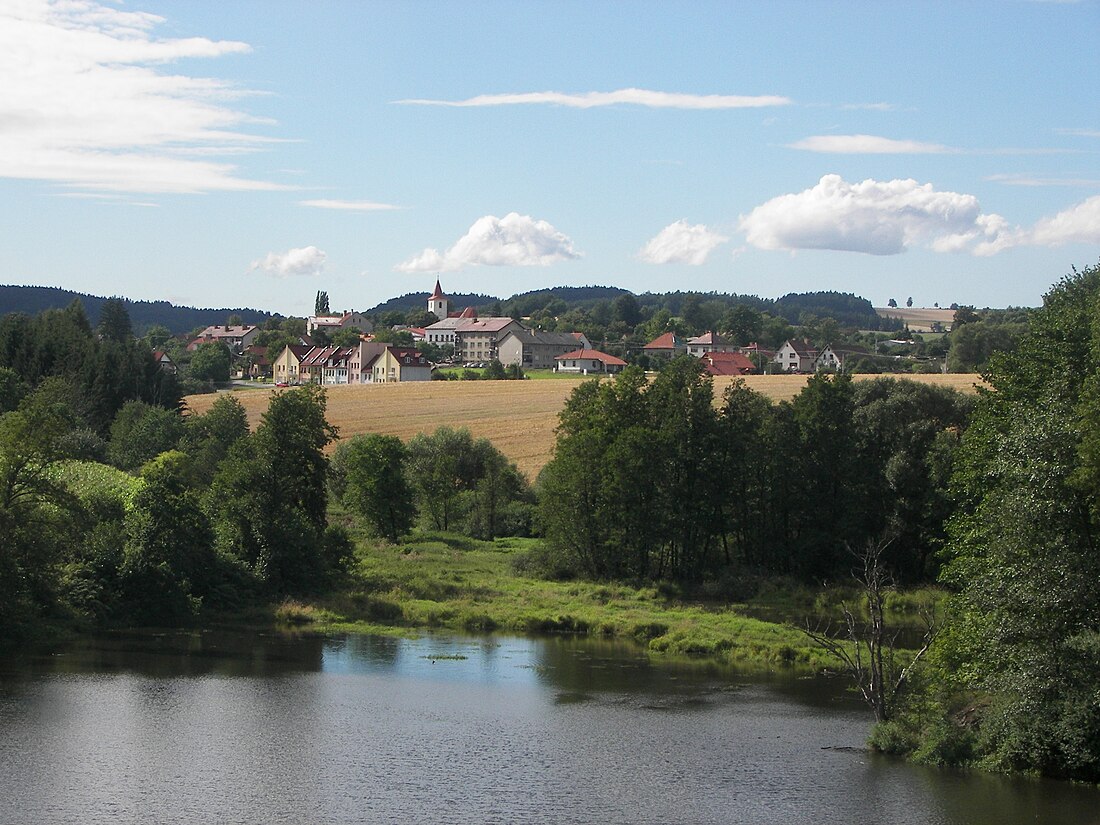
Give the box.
[0,629,1097,825]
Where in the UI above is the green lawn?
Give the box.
[282,529,941,671]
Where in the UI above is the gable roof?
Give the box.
[500,329,585,347]
[783,339,818,356]
[686,331,730,346]
[644,332,682,350]
[198,324,256,338]
[456,317,521,333]
[700,351,756,375]
[555,348,628,366]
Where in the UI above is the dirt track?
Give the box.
[186,373,985,481]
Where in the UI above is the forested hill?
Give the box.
[0,285,274,334]
[368,290,500,314]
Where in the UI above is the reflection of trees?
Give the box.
[31,629,326,679]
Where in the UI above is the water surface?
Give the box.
[0,629,1096,824]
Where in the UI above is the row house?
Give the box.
[273,342,431,386]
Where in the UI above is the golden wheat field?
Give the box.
[185,373,985,481]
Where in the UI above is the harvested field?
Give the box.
[875,306,957,332]
[186,373,985,481]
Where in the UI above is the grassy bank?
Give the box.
[282,530,945,671]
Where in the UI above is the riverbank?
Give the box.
[280,530,944,672]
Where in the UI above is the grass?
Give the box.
[287,530,943,671]
[185,373,984,481]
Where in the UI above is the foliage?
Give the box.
[188,342,231,383]
[334,434,415,542]
[922,262,1100,781]
[207,385,337,594]
[106,400,185,471]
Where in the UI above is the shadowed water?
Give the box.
[0,629,1096,824]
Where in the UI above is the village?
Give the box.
[173,279,929,387]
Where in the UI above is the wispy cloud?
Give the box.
[839,102,899,111]
[638,220,729,265]
[250,246,327,277]
[788,135,956,154]
[395,213,580,273]
[394,88,791,109]
[1055,128,1100,138]
[0,0,288,194]
[300,199,405,211]
[739,175,1013,256]
[986,173,1100,187]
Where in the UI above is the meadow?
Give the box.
[186,373,985,481]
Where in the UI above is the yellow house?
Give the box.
[272,345,312,384]
[370,346,432,383]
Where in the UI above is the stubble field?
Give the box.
[186,373,985,481]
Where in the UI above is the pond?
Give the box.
[0,629,1096,824]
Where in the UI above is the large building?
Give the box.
[497,329,591,369]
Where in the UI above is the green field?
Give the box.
[279,526,943,671]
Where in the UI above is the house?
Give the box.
[347,341,389,383]
[424,306,478,347]
[699,351,757,376]
[152,350,177,375]
[369,346,432,383]
[273,344,313,384]
[643,332,685,359]
[685,331,739,358]
[455,317,527,363]
[774,339,818,373]
[814,344,871,372]
[188,324,258,353]
[307,310,373,336]
[497,329,592,369]
[298,345,355,385]
[554,348,627,375]
[243,345,272,380]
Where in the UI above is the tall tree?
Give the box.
[97,298,133,343]
[315,291,330,316]
[930,263,1100,780]
[337,434,415,542]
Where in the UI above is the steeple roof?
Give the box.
[430,279,446,300]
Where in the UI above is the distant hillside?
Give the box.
[367,291,499,315]
[0,285,275,335]
[500,285,632,315]
[875,306,957,332]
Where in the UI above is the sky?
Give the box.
[1,0,1098,316]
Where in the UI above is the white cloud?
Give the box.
[638,220,729,265]
[0,0,288,194]
[739,175,1013,256]
[250,246,326,277]
[395,213,580,273]
[1026,195,1100,247]
[395,88,791,109]
[788,134,955,154]
[300,199,405,211]
[986,173,1100,187]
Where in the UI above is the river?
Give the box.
[0,629,1096,824]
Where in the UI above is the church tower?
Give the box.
[427,279,449,318]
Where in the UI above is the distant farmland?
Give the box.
[186,373,985,481]
[874,306,958,332]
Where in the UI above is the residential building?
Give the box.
[685,331,739,357]
[424,306,477,347]
[370,347,432,383]
[554,348,627,375]
[699,351,757,376]
[188,324,258,353]
[347,342,389,384]
[455,317,526,363]
[814,344,871,372]
[152,350,177,375]
[497,329,592,369]
[298,345,355,385]
[774,339,818,373]
[643,332,685,359]
[307,311,373,336]
[272,344,313,384]
[243,345,272,379]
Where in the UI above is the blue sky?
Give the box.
[1,0,1097,316]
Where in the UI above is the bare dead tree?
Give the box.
[803,535,936,723]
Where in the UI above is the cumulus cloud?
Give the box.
[788,134,955,154]
[300,199,404,211]
[250,246,326,277]
[394,88,791,109]
[739,175,1013,256]
[0,0,287,194]
[1026,195,1100,246]
[638,220,729,265]
[395,213,580,273]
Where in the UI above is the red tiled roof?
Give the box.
[555,348,628,366]
[701,351,755,375]
[644,332,681,350]
[430,279,446,300]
